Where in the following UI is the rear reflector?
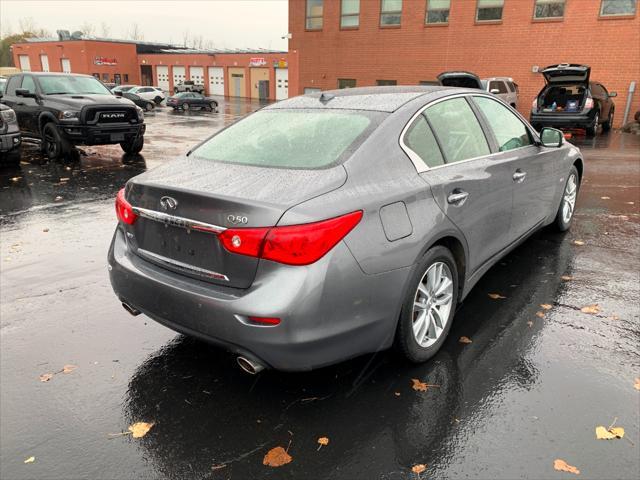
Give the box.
[115,188,138,225]
[248,316,281,326]
[218,210,363,266]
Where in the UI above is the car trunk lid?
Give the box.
[125,157,347,288]
[437,71,483,89]
[541,64,591,85]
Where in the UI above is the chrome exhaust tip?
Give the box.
[237,356,265,375]
[122,302,141,316]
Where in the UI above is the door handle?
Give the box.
[16,102,25,106]
[513,170,527,183]
[447,190,469,206]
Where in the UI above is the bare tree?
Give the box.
[182,30,190,47]
[80,22,95,37]
[127,23,143,41]
[18,17,36,34]
[100,22,110,38]
[191,34,204,50]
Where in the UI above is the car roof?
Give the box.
[267,85,457,113]
[22,72,94,78]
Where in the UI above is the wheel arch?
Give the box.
[573,157,584,183]
[430,235,467,301]
[38,112,58,136]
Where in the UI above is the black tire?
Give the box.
[602,108,614,132]
[41,122,71,161]
[120,135,144,154]
[554,165,580,232]
[586,111,599,137]
[0,148,21,167]
[182,102,190,111]
[154,96,163,104]
[144,102,154,112]
[395,246,459,363]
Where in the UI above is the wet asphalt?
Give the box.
[1,99,639,480]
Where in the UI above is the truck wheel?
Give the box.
[42,122,71,161]
[602,109,614,132]
[120,136,144,154]
[586,112,599,137]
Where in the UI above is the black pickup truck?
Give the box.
[1,72,145,160]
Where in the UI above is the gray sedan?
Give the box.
[108,86,583,373]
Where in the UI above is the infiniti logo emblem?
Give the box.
[160,196,178,210]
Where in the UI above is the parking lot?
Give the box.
[1,98,639,479]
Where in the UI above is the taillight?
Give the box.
[115,188,138,225]
[584,97,594,109]
[532,97,538,110]
[218,210,363,266]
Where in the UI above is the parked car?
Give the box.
[0,103,21,166]
[1,73,145,160]
[130,86,165,104]
[166,92,218,112]
[0,76,8,96]
[108,86,583,373]
[112,84,138,95]
[122,92,156,112]
[481,77,519,108]
[438,72,519,108]
[530,64,616,136]
[174,80,205,95]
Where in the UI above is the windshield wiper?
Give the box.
[46,92,71,95]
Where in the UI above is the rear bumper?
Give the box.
[530,111,595,128]
[0,131,21,152]
[59,123,145,146]
[108,226,410,371]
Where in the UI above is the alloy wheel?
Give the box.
[412,262,454,348]
[562,173,578,224]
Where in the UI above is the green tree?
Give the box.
[0,32,35,67]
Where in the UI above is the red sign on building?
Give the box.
[94,56,118,66]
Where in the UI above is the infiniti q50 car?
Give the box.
[108,86,583,373]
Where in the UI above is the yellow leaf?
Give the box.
[394,392,401,397]
[561,275,573,281]
[128,422,154,438]
[600,196,611,200]
[536,311,545,318]
[317,437,329,446]
[39,373,53,382]
[412,464,427,474]
[459,336,472,344]
[488,293,506,299]
[263,446,292,467]
[554,459,580,475]
[595,425,624,440]
[24,456,35,464]
[635,378,640,391]
[573,240,585,246]
[62,365,77,374]
[540,304,553,310]
[580,304,601,314]
[411,379,427,391]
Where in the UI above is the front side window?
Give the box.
[404,114,445,168]
[306,0,324,29]
[381,0,403,26]
[473,96,532,152]
[476,0,504,21]
[341,0,360,27]
[426,0,451,24]
[600,0,637,15]
[424,97,490,163]
[488,80,508,94]
[338,78,356,89]
[534,0,566,19]
[192,110,376,169]
[21,76,36,94]
[37,75,112,95]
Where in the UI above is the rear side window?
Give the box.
[424,97,490,163]
[488,80,508,94]
[5,76,20,96]
[193,110,375,169]
[473,96,532,151]
[404,114,445,168]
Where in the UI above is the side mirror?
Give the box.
[114,90,123,97]
[540,127,563,148]
[490,88,500,94]
[609,92,617,97]
[16,88,37,98]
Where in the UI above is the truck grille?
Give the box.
[83,106,137,124]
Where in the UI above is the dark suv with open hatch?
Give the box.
[1,72,145,160]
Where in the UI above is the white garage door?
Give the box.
[61,58,71,73]
[173,66,185,88]
[156,65,169,91]
[189,66,204,85]
[208,67,224,96]
[276,68,288,100]
[18,55,31,72]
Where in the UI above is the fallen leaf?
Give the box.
[23,456,35,464]
[394,392,401,397]
[554,459,580,475]
[412,464,427,474]
[263,446,292,467]
[42,228,50,233]
[54,196,63,202]
[634,378,640,391]
[580,304,601,314]
[595,425,624,440]
[527,321,533,327]
[411,379,428,391]
[573,240,585,246]
[317,437,329,450]
[211,464,227,471]
[626,201,635,205]
[128,422,154,438]
[608,315,619,321]
[488,293,506,299]
[536,311,545,318]
[561,275,573,281]
[39,373,53,382]
[62,364,77,374]
[600,196,611,200]
[540,304,553,310]
[459,336,472,344]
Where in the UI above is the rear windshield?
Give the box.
[192,109,378,169]
[38,75,112,95]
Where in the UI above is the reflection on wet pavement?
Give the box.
[1,100,638,479]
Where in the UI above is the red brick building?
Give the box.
[11,38,290,101]
[288,0,640,126]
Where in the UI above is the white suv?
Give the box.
[129,86,166,104]
[481,77,519,109]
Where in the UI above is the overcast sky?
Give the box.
[0,0,289,50]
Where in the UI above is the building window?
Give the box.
[306,0,324,30]
[124,74,129,82]
[338,78,356,89]
[476,0,504,21]
[377,80,397,86]
[380,0,402,26]
[341,0,360,28]
[534,0,565,18]
[304,87,322,94]
[102,73,109,82]
[600,0,637,16]
[419,80,440,86]
[426,0,450,24]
